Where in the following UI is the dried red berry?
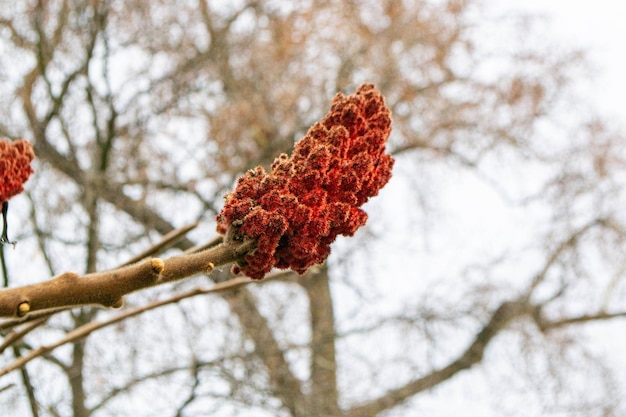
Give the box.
[1,139,35,245]
[217,84,394,279]
[0,139,34,203]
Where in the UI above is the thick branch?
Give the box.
[0,238,255,318]
[346,301,530,417]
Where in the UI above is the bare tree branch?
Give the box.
[13,345,39,417]
[0,317,48,354]
[225,288,306,415]
[120,222,199,266]
[537,310,626,332]
[346,301,532,417]
[0,238,255,318]
[0,275,256,378]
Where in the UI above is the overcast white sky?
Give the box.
[500,1,626,123]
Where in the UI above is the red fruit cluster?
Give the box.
[0,139,35,203]
[217,83,394,279]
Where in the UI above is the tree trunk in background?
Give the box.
[303,266,341,416]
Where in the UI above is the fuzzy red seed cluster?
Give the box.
[0,139,35,203]
[217,83,394,279]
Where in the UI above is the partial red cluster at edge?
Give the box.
[0,139,35,203]
[217,83,394,279]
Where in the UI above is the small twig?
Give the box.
[0,276,253,378]
[0,244,8,288]
[0,308,65,331]
[0,317,49,354]
[524,218,604,302]
[121,222,199,266]
[1,201,16,247]
[347,300,531,417]
[13,346,39,417]
[537,310,626,332]
[0,382,15,393]
[182,235,223,255]
[174,357,201,417]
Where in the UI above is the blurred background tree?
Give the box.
[1,0,625,416]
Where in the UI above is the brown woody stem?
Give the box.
[0,238,255,318]
[0,201,15,246]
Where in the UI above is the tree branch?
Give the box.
[0,317,48,354]
[346,301,531,417]
[0,274,256,378]
[13,346,39,417]
[0,238,255,318]
[537,310,626,332]
[346,296,626,417]
[120,222,200,266]
[225,288,306,415]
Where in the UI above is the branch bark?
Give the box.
[0,238,255,318]
[225,287,306,415]
[302,265,341,416]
